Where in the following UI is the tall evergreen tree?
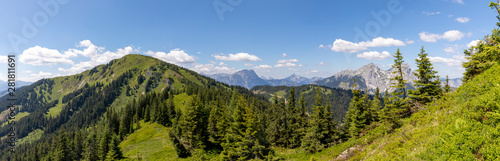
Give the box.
[444,75,452,93]
[221,96,268,160]
[409,47,442,105]
[344,78,366,138]
[301,87,327,153]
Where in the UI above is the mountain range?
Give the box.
[209,70,321,89]
[209,63,463,93]
[0,80,33,97]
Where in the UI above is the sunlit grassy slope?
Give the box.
[316,63,500,160]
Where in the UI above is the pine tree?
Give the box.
[409,46,442,105]
[444,75,452,93]
[287,87,301,148]
[368,87,382,123]
[98,130,111,160]
[344,78,365,138]
[301,87,327,153]
[53,130,69,161]
[221,96,268,160]
[104,134,122,161]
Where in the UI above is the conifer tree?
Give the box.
[409,46,442,105]
[287,87,301,148]
[384,49,410,125]
[444,75,452,93]
[368,87,382,123]
[344,78,365,138]
[301,87,327,153]
[221,96,268,160]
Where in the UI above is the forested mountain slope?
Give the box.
[251,85,354,122]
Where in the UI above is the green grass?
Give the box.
[16,129,44,145]
[119,122,178,160]
[173,93,192,113]
[45,102,66,118]
[1,112,30,127]
[334,63,500,160]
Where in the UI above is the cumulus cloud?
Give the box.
[452,0,463,4]
[423,11,440,15]
[219,62,226,66]
[330,37,405,53]
[356,51,391,60]
[419,30,465,42]
[277,59,298,64]
[191,63,236,75]
[274,63,298,68]
[244,63,254,66]
[319,62,326,66]
[20,46,76,65]
[455,17,470,23]
[444,47,455,53]
[22,71,60,82]
[429,55,465,66]
[0,72,5,81]
[58,40,136,74]
[254,65,273,69]
[0,55,7,64]
[467,40,481,48]
[214,53,262,61]
[282,53,287,57]
[146,49,196,65]
[406,40,415,44]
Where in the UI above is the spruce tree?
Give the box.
[287,87,301,148]
[409,46,442,105]
[221,96,268,160]
[344,78,365,138]
[444,75,452,93]
[301,87,326,153]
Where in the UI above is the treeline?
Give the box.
[344,47,453,139]
[0,70,135,161]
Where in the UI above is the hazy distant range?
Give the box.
[208,63,462,93]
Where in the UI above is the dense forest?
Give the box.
[2,2,500,161]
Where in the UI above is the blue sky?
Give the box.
[0,0,496,82]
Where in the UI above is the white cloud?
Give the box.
[282,53,287,57]
[419,30,465,42]
[213,53,262,61]
[307,70,319,74]
[444,47,455,53]
[467,40,480,48]
[319,62,326,66]
[274,63,298,68]
[423,11,440,16]
[58,40,136,74]
[429,55,465,66]
[254,65,273,69]
[191,63,236,75]
[23,71,60,82]
[0,55,7,64]
[0,72,5,81]
[277,59,298,64]
[219,62,226,66]
[356,51,391,60]
[330,37,405,53]
[20,46,76,65]
[455,17,470,23]
[318,44,325,48]
[244,63,254,66]
[452,0,464,4]
[406,40,415,44]
[146,49,195,65]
